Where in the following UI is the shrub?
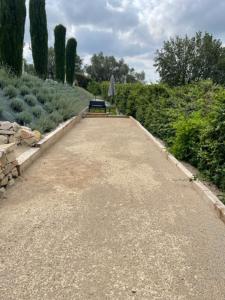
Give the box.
[44,102,54,113]
[32,106,43,118]
[3,85,18,98]
[50,111,64,123]
[35,115,56,133]
[20,85,31,96]
[24,94,37,106]
[0,79,7,88]
[10,98,25,112]
[16,111,32,125]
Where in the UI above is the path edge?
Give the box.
[17,107,88,175]
[130,116,225,225]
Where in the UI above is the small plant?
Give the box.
[0,79,7,88]
[35,115,56,133]
[44,102,54,113]
[3,85,18,98]
[10,98,25,112]
[50,111,64,123]
[32,106,43,118]
[24,94,37,106]
[20,85,31,96]
[16,111,32,125]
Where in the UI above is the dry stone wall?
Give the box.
[0,143,19,198]
[0,121,41,146]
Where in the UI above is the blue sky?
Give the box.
[24,0,225,82]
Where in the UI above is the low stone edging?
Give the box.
[17,107,88,175]
[130,116,225,225]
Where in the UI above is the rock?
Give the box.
[8,178,15,187]
[19,128,41,146]
[0,129,15,135]
[1,176,8,187]
[12,167,18,178]
[12,122,21,132]
[0,121,13,131]
[0,135,8,145]
[0,187,6,199]
[0,151,7,168]
[0,143,17,154]
[6,152,16,163]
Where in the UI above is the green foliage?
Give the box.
[10,98,25,112]
[50,111,64,123]
[0,0,26,76]
[155,32,225,86]
[24,94,37,106]
[66,38,77,85]
[20,85,31,96]
[54,24,66,82]
[35,115,56,133]
[86,52,145,83]
[16,111,32,125]
[99,80,225,191]
[31,106,42,117]
[0,66,92,133]
[87,81,101,96]
[3,85,18,98]
[29,0,48,79]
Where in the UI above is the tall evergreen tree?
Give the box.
[0,0,26,76]
[54,24,66,82]
[29,0,48,79]
[66,38,77,85]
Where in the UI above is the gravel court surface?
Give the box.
[1,118,225,299]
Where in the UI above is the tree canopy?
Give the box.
[154,32,225,86]
[85,52,145,83]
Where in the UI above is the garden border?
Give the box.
[17,107,88,175]
[130,116,225,225]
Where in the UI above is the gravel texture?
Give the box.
[1,118,225,300]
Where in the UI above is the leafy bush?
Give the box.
[24,94,37,106]
[35,115,56,133]
[32,106,43,118]
[50,111,64,123]
[16,111,32,125]
[20,85,31,96]
[3,85,18,98]
[10,98,25,112]
[99,80,225,191]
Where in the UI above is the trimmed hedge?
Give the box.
[100,80,225,192]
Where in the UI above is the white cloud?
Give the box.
[24,0,225,82]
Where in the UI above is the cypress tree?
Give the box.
[54,24,66,82]
[29,0,48,79]
[66,38,77,85]
[0,0,26,76]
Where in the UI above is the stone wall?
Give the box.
[0,143,19,198]
[0,121,41,146]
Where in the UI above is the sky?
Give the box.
[24,0,225,82]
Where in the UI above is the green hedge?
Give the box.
[100,80,225,191]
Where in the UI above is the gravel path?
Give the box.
[1,118,225,300]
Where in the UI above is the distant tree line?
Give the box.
[155,32,225,86]
[0,0,77,85]
[85,52,145,83]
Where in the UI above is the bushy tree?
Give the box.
[29,0,48,79]
[154,32,225,86]
[54,24,66,82]
[66,38,77,85]
[86,52,145,83]
[0,0,26,76]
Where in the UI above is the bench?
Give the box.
[89,100,107,113]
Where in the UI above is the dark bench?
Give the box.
[89,100,106,113]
